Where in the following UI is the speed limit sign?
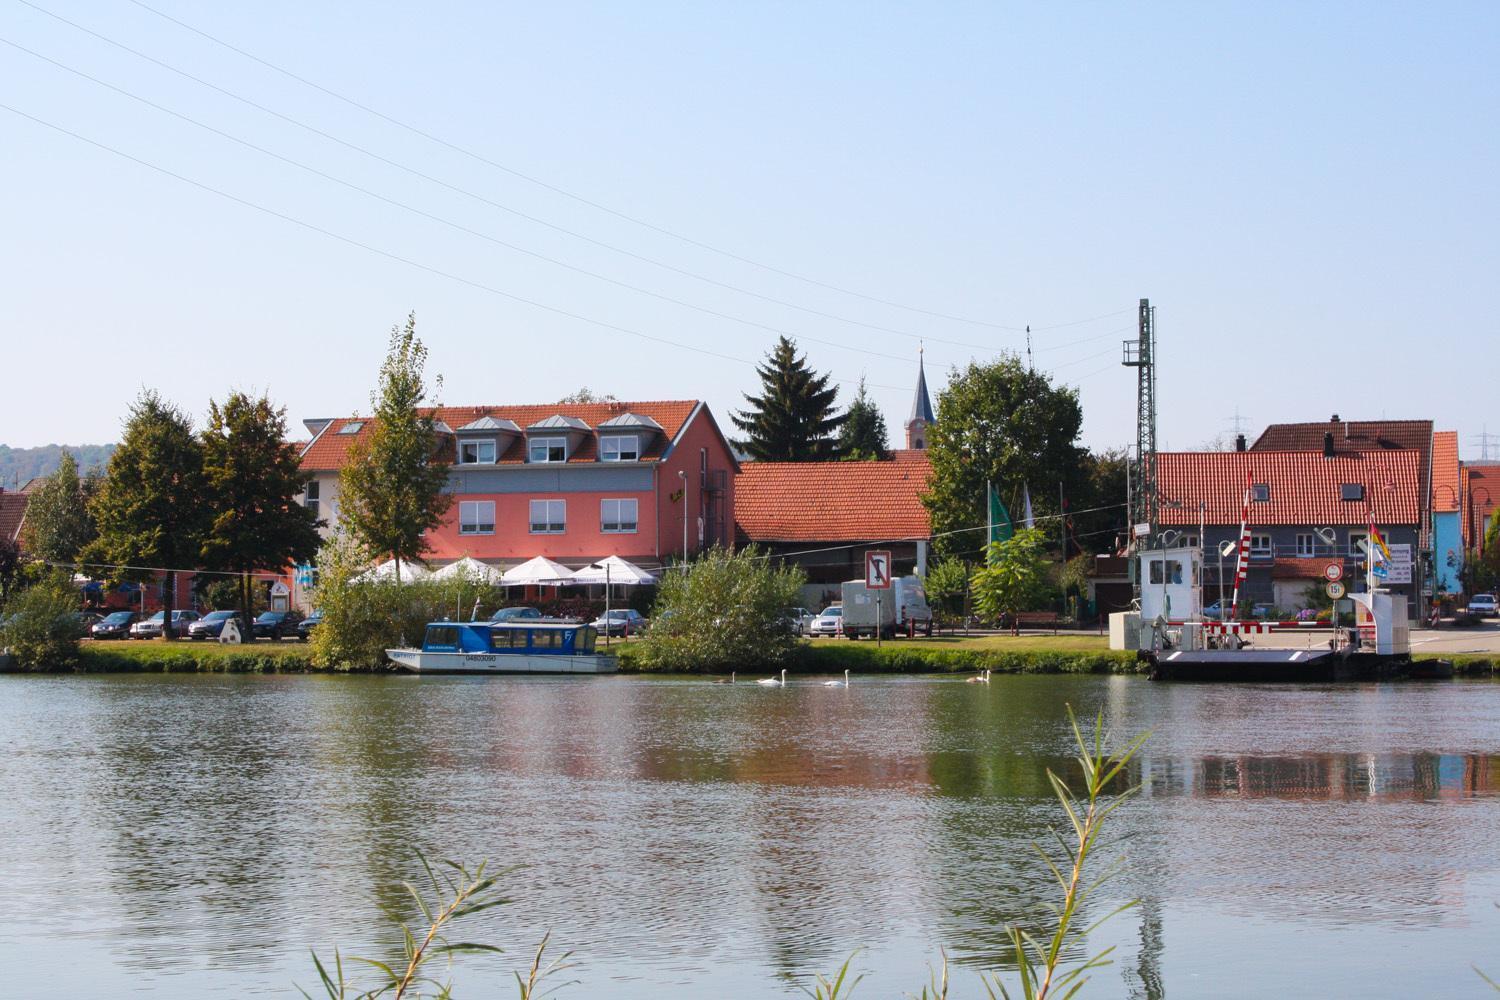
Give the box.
[1326,580,1346,600]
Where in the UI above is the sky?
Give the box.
[3,2,1497,456]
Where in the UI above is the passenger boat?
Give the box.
[385,621,618,674]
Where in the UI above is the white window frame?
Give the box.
[304,480,320,518]
[529,437,567,463]
[459,500,495,535]
[1348,531,1369,558]
[1250,533,1273,557]
[599,435,640,462]
[529,499,566,534]
[458,438,497,465]
[601,498,638,533]
[1295,532,1315,557]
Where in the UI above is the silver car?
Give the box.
[129,610,200,639]
[808,605,843,637]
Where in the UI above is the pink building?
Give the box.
[297,400,737,574]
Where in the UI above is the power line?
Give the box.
[122,0,1127,336]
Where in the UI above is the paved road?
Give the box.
[1247,620,1500,654]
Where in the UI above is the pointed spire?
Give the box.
[909,347,935,425]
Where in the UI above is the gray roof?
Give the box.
[456,415,522,433]
[597,412,664,432]
[909,354,935,425]
[527,414,592,432]
[431,420,455,434]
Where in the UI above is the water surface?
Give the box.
[2,672,1498,998]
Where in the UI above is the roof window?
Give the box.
[338,421,364,434]
[1251,483,1270,502]
[1340,483,1364,501]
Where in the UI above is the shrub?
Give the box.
[634,545,805,672]
[0,571,84,670]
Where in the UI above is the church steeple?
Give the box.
[906,348,934,450]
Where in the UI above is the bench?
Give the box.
[1012,611,1060,634]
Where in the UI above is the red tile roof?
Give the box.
[1252,419,1432,505]
[735,455,933,543]
[1432,431,1460,513]
[300,401,700,471]
[1271,558,1334,580]
[1158,450,1421,527]
[0,491,28,544]
[1464,465,1500,550]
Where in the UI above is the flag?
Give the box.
[987,482,1014,547]
[1366,501,1391,578]
[1022,483,1035,530]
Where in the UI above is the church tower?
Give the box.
[906,349,935,450]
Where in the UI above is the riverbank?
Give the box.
[75,641,320,673]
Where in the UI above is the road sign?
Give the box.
[865,550,892,589]
[1323,563,1343,582]
[1326,581,1346,600]
[1133,522,1152,538]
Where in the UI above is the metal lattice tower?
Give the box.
[1122,298,1158,540]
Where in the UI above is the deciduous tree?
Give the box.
[20,449,97,565]
[837,377,890,461]
[338,314,453,583]
[731,337,845,461]
[970,528,1051,632]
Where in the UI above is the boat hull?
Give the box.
[385,648,618,674]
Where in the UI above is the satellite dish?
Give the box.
[1218,540,1237,558]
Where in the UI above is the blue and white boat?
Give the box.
[385,621,618,674]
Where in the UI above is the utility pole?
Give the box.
[1473,425,1499,462]
[1122,299,1159,540]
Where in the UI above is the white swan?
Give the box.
[965,668,991,684]
[757,668,787,687]
[823,669,850,688]
[714,671,736,685]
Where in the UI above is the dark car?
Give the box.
[489,606,544,624]
[295,609,323,642]
[591,608,648,637]
[188,610,246,640]
[129,610,201,639]
[91,611,139,640]
[253,610,304,640]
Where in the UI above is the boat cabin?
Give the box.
[421,621,599,656]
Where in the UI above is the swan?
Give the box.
[757,669,787,687]
[714,671,736,685]
[823,669,850,688]
[965,668,991,684]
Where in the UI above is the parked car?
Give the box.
[91,610,139,640]
[187,610,246,640]
[70,611,103,637]
[490,606,544,624]
[253,610,304,640]
[1202,600,1274,620]
[296,609,323,642]
[808,605,844,637]
[785,607,817,635]
[592,608,648,636]
[129,610,201,639]
[1468,594,1498,618]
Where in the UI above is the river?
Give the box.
[1,672,1497,998]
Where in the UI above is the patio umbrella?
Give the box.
[500,555,575,587]
[353,558,431,583]
[430,556,503,584]
[569,555,658,586]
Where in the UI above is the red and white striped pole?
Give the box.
[1230,468,1253,621]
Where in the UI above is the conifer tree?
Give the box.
[837,377,890,461]
[85,392,207,637]
[338,314,453,583]
[200,392,324,628]
[731,336,845,461]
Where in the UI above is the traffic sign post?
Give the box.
[1325,581,1346,600]
[1324,563,1343,583]
[865,551,892,647]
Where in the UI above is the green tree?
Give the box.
[0,569,83,670]
[922,355,1086,558]
[85,391,207,638]
[970,528,1050,631]
[199,391,324,628]
[837,377,890,461]
[731,336,845,461]
[21,449,97,565]
[924,556,970,621]
[338,314,453,583]
[1070,447,1129,555]
[0,537,22,603]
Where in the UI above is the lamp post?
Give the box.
[679,469,689,563]
[1217,539,1236,622]
[1155,530,1180,651]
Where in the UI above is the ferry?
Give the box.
[385,621,618,675]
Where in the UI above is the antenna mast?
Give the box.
[1122,299,1159,540]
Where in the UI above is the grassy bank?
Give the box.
[77,640,320,673]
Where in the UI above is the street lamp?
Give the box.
[1217,539,1236,622]
[679,469,689,562]
[1155,530,1180,650]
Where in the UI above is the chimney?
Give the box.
[1323,432,1335,458]
[1235,433,1247,452]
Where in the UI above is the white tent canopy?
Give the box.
[354,558,431,583]
[570,556,658,586]
[430,556,503,584]
[500,555,576,587]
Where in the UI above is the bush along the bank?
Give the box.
[633,545,806,672]
[78,645,316,673]
[0,571,83,670]
[618,640,1145,675]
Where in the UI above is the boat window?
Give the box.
[426,625,460,648]
[578,627,596,654]
[535,630,562,649]
[489,629,521,650]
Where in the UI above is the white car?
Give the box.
[808,605,843,637]
[1468,594,1498,618]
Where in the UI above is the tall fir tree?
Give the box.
[21,449,97,564]
[200,392,324,629]
[338,314,453,583]
[731,336,845,461]
[836,377,890,461]
[85,391,207,636]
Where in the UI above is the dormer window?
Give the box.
[529,437,567,463]
[600,435,639,462]
[458,439,496,464]
[1251,483,1270,502]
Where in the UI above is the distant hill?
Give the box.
[0,444,116,491]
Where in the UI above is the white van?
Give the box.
[839,576,934,639]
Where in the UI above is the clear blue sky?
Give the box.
[3,2,1496,454]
